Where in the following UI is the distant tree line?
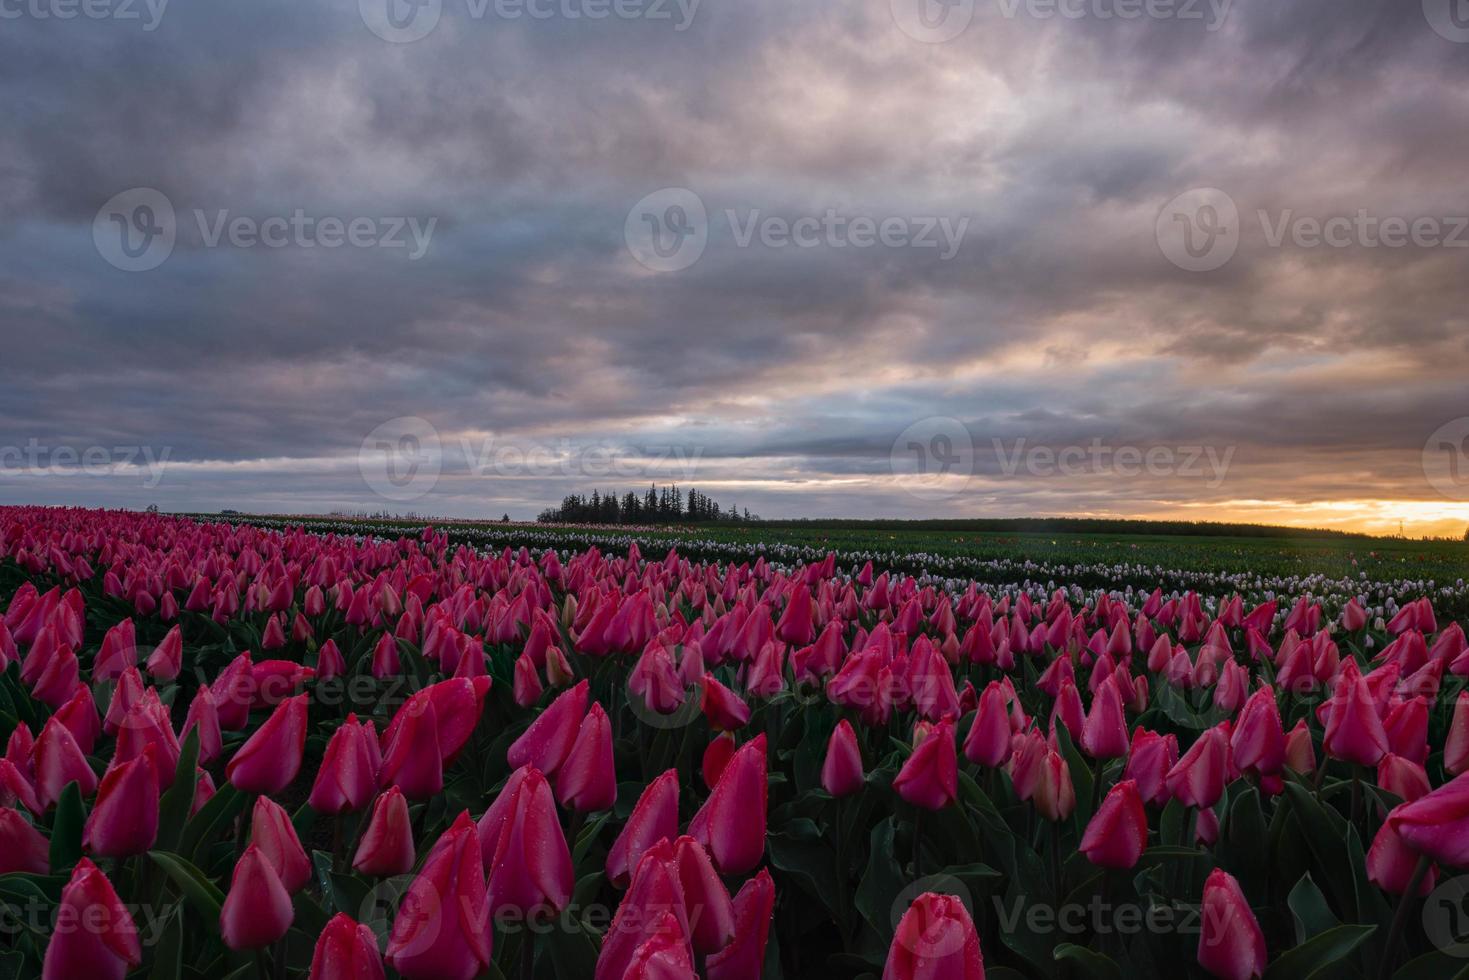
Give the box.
[537,485,756,524]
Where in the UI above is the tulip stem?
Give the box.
[912,808,924,878]
[1378,854,1431,980]
[520,933,535,980]
[1350,767,1362,827]
[254,949,270,980]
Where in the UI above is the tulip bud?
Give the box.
[1391,772,1469,867]
[702,732,736,789]
[1283,719,1315,774]
[353,787,416,877]
[821,719,865,798]
[706,867,777,980]
[83,750,159,858]
[1080,678,1129,760]
[506,679,588,776]
[556,702,617,813]
[310,715,379,815]
[1164,724,1230,810]
[385,812,493,980]
[1080,780,1147,869]
[0,807,50,874]
[221,844,294,951]
[145,625,183,682]
[673,836,735,955]
[963,682,1012,768]
[41,859,141,980]
[882,892,986,980]
[1197,869,1266,980]
[689,734,768,874]
[226,693,307,795]
[485,768,573,920]
[1322,662,1389,767]
[309,913,386,980]
[1035,749,1076,822]
[1368,817,1437,896]
[252,796,312,892]
[377,696,444,801]
[893,720,958,811]
[34,716,98,809]
[607,769,680,887]
[594,840,693,980]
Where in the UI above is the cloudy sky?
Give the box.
[2,0,1468,533]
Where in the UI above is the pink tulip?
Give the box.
[893,721,958,811]
[555,701,617,813]
[1197,869,1266,980]
[34,716,98,808]
[1368,817,1437,896]
[1080,779,1147,869]
[485,767,573,919]
[1164,725,1230,809]
[84,750,158,857]
[378,695,444,800]
[226,693,307,795]
[252,795,312,892]
[1391,772,1469,867]
[507,679,588,776]
[353,787,416,877]
[144,624,183,681]
[821,719,865,797]
[310,714,379,814]
[594,839,693,980]
[1322,661,1389,767]
[882,892,986,980]
[673,836,735,955]
[221,844,294,950]
[706,867,777,980]
[309,914,386,980]
[41,859,141,980]
[0,806,50,874]
[690,735,768,873]
[963,682,1012,768]
[385,812,492,980]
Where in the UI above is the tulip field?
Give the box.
[5,506,1469,980]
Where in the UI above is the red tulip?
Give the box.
[92,620,137,682]
[252,795,312,892]
[512,652,543,707]
[227,693,307,795]
[0,806,50,874]
[1390,771,1469,867]
[31,642,80,708]
[690,734,768,873]
[181,685,223,765]
[309,913,386,980]
[507,679,587,776]
[112,688,179,792]
[702,676,752,730]
[620,913,698,979]
[1080,779,1147,869]
[882,892,985,980]
[221,844,294,950]
[34,716,98,808]
[41,858,140,980]
[1196,869,1266,980]
[555,701,617,813]
[706,867,777,980]
[316,638,346,681]
[353,787,416,876]
[310,714,379,815]
[485,767,573,919]
[821,719,865,797]
[607,768,680,887]
[102,666,144,736]
[83,750,158,857]
[0,758,42,814]
[893,721,958,811]
[210,651,255,730]
[385,812,493,980]
[1080,678,1129,759]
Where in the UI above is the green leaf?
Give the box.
[1261,924,1376,980]
[147,903,184,980]
[0,950,25,980]
[179,784,246,864]
[155,730,200,852]
[47,781,85,873]
[148,851,225,926]
[1394,951,1469,980]
[854,817,904,944]
[1053,944,1123,980]
[1286,872,1339,943]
